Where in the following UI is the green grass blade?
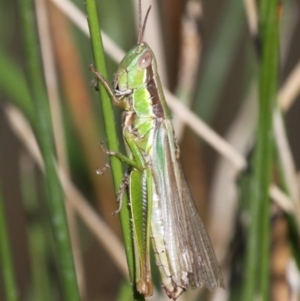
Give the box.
[84,1,142,300]
[242,1,279,300]
[20,159,54,301]
[0,184,19,301]
[116,280,134,301]
[0,47,34,124]
[18,1,80,300]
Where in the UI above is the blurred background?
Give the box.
[0,0,300,300]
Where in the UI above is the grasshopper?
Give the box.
[91,1,224,299]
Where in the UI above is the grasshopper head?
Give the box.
[113,42,157,93]
[113,4,155,94]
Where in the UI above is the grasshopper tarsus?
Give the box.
[96,163,110,176]
[111,198,124,216]
[112,171,130,215]
[90,78,99,91]
[99,141,116,155]
[111,208,120,216]
[89,63,118,102]
[89,63,102,80]
[89,62,96,73]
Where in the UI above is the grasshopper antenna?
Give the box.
[137,0,152,44]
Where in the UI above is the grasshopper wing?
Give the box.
[150,119,224,299]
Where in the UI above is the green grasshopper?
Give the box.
[91,1,224,299]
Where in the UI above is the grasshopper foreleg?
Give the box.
[89,63,130,110]
[89,63,117,102]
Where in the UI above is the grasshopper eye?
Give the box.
[138,51,152,69]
